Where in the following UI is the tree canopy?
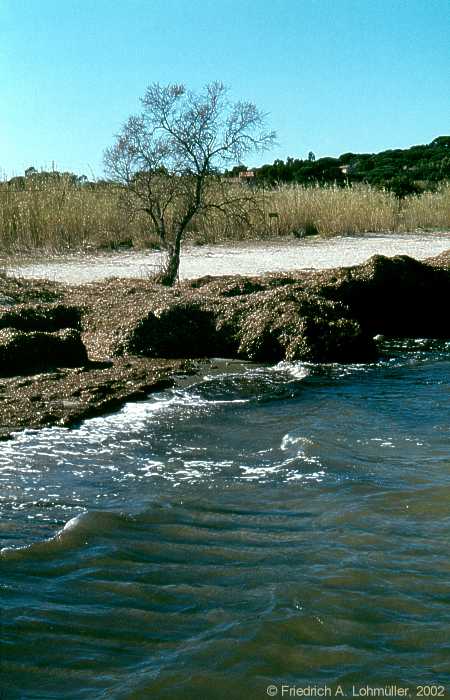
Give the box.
[104,81,275,284]
[253,136,450,193]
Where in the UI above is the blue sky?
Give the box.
[1,0,449,178]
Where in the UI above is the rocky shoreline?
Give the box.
[1,250,449,439]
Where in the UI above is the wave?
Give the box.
[0,509,137,559]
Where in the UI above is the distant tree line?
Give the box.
[4,136,449,202]
[2,167,114,191]
[229,136,450,198]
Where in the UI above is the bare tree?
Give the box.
[104,82,275,285]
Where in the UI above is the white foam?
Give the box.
[273,361,310,380]
[280,434,314,451]
[57,512,85,535]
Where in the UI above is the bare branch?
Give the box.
[103,81,276,284]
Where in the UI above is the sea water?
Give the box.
[1,339,449,698]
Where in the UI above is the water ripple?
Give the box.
[1,347,450,697]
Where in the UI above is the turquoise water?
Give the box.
[1,340,450,698]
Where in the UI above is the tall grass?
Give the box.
[259,182,450,237]
[260,183,398,236]
[400,185,450,231]
[0,177,449,255]
[0,176,159,254]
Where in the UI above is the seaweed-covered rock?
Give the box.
[0,270,62,304]
[0,328,88,376]
[424,248,450,271]
[0,303,82,332]
[229,287,376,362]
[6,250,447,370]
[1,250,448,438]
[118,302,221,358]
[188,276,265,297]
[0,357,188,437]
[311,254,450,338]
[113,284,376,363]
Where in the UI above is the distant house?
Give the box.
[238,170,255,181]
[339,164,350,175]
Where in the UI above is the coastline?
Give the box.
[0,247,449,440]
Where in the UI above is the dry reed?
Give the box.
[0,178,448,255]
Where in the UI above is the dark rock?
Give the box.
[0,328,88,376]
[310,254,450,338]
[119,302,221,358]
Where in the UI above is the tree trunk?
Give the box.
[157,204,198,285]
[159,235,182,286]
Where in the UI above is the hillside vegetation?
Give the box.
[249,136,450,197]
